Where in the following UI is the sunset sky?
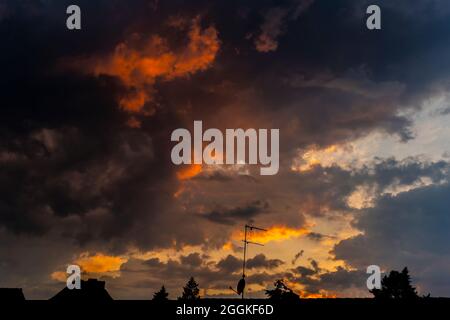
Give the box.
[2,0,450,299]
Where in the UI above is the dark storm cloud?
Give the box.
[246,254,284,269]
[217,254,283,273]
[293,266,316,278]
[0,228,100,299]
[295,267,368,295]
[150,0,450,156]
[253,0,314,52]
[217,255,242,274]
[333,159,450,295]
[2,0,450,298]
[115,257,216,298]
[333,181,450,295]
[180,253,203,267]
[146,0,450,152]
[0,0,219,252]
[286,157,450,216]
[355,157,450,190]
[202,201,269,225]
[306,232,335,241]
[292,259,320,278]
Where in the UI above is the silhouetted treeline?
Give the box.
[0,267,434,301]
[155,267,426,301]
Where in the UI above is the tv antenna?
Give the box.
[230,224,267,299]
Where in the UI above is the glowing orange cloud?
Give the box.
[177,164,202,180]
[76,253,127,274]
[222,241,233,250]
[233,225,310,244]
[290,144,368,173]
[126,116,142,128]
[50,271,67,282]
[90,17,219,117]
[283,279,338,299]
[301,292,337,299]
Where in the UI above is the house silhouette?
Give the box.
[51,279,113,302]
[0,288,25,301]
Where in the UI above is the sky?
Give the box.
[1,0,450,299]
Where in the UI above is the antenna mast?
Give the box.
[241,224,267,299]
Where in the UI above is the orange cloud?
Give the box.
[301,292,337,299]
[291,145,339,172]
[90,17,219,117]
[177,164,202,180]
[222,241,233,250]
[50,271,67,282]
[126,116,142,128]
[233,225,310,244]
[76,253,127,274]
[283,279,338,299]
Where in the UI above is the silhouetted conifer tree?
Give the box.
[370,267,419,299]
[179,277,200,300]
[153,285,169,301]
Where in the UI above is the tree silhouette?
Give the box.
[179,277,200,300]
[265,279,300,302]
[370,267,419,299]
[152,285,169,301]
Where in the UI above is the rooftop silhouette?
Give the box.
[50,279,113,302]
[0,288,25,302]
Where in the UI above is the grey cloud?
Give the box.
[217,254,284,274]
[333,181,450,296]
[291,250,304,265]
[296,267,368,295]
[180,253,203,268]
[293,266,316,278]
[306,232,334,242]
[246,254,284,270]
[201,201,269,225]
[255,0,314,52]
[2,0,450,298]
[217,255,242,274]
